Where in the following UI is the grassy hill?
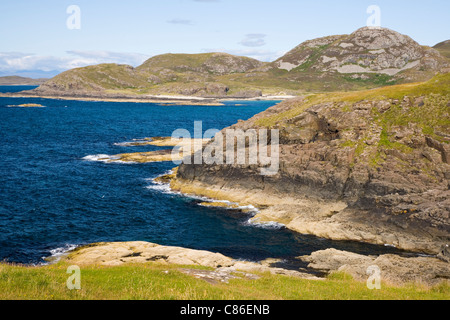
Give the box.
[33,27,449,98]
[0,76,48,85]
[434,40,450,59]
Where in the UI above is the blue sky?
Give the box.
[0,0,449,77]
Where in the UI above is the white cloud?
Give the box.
[66,51,150,66]
[239,34,267,47]
[166,18,195,26]
[0,51,150,75]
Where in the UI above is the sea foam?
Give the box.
[41,244,79,265]
[81,154,136,164]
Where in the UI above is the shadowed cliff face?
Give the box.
[176,74,450,254]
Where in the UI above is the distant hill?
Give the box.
[32,27,449,98]
[0,76,48,86]
[433,40,450,59]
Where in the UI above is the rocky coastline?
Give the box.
[60,241,449,287]
[142,74,450,286]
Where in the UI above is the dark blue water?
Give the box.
[0,85,38,93]
[0,93,406,265]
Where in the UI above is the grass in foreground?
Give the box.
[0,262,448,300]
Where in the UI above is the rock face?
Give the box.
[66,241,234,268]
[275,27,447,79]
[65,241,319,280]
[299,248,450,287]
[174,74,450,255]
[64,241,448,286]
[28,28,448,99]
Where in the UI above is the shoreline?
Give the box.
[10,168,450,287]
[39,239,449,287]
[0,91,295,106]
[166,172,447,256]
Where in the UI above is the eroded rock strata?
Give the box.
[173,74,450,255]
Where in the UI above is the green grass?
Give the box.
[255,73,450,127]
[342,73,397,87]
[0,262,448,300]
[295,45,331,71]
[374,93,450,143]
[44,49,435,97]
[434,40,450,59]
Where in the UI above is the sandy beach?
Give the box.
[0,91,296,106]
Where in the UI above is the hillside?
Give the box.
[434,40,450,59]
[29,27,449,99]
[231,27,447,92]
[172,73,450,255]
[0,76,48,85]
[33,53,268,98]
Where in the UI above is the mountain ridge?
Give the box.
[0,76,48,86]
[17,27,450,99]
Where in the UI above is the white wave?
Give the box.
[81,154,137,164]
[148,171,272,231]
[42,244,79,264]
[246,217,286,230]
[82,154,113,162]
[237,204,259,213]
[113,142,133,147]
[146,170,262,216]
[145,170,182,195]
[146,183,176,195]
[197,199,232,207]
[111,159,138,164]
[114,138,152,147]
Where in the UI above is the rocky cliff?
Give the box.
[173,73,450,255]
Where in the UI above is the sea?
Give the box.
[0,86,406,266]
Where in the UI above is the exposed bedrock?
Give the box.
[174,89,450,255]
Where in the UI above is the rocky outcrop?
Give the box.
[65,241,320,281]
[66,241,234,268]
[83,137,211,163]
[174,74,450,255]
[275,27,448,79]
[299,248,450,287]
[64,241,448,286]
